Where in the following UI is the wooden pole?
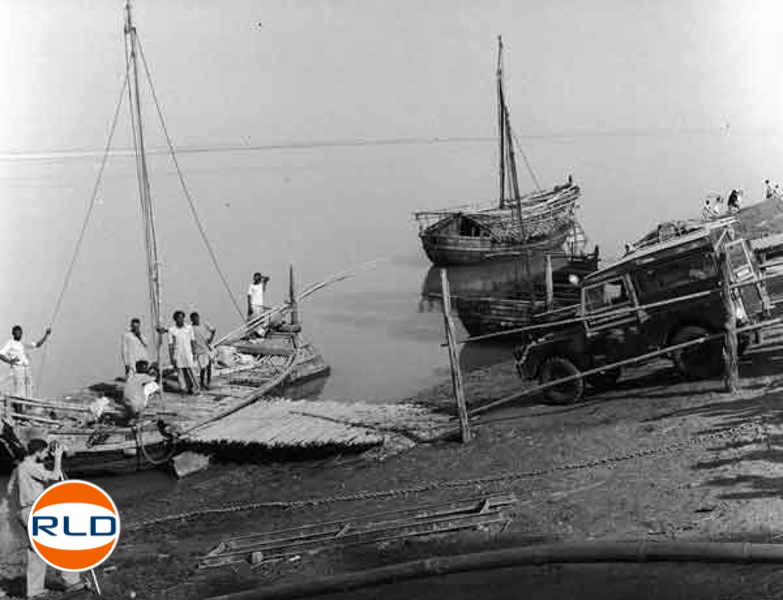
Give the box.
[289,265,299,327]
[545,254,554,310]
[440,269,471,442]
[722,255,740,392]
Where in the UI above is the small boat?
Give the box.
[0,2,329,476]
[413,36,581,267]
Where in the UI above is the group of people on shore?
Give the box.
[701,188,744,219]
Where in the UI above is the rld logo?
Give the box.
[28,480,121,571]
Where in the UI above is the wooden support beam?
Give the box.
[722,256,740,392]
[440,269,471,443]
[545,254,554,310]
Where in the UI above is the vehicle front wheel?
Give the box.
[671,325,723,379]
[539,356,584,404]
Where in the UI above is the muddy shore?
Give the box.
[5,334,783,599]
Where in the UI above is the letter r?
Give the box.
[32,516,58,536]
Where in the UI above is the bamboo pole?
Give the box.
[722,256,739,392]
[545,254,554,310]
[444,289,717,347]
[440,269,471,443]
[468,317,783,416]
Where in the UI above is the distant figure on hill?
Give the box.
[702,198,714,219]
[713,195,725,216]
[727,189,739,213]
[766,179,774,199]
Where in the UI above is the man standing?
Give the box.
[7,439,84,597]
[766,179,774,199]
[166,311,199,395]
[0,326,51,399]
[120,317,149,377]
[190,312,216,390]
[247,272,270,335]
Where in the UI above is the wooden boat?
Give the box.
[0,2,329,476]
[413,37,580,267]
[452,250,599,338]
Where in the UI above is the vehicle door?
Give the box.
[582,275,643,364]
[724,239,771,319]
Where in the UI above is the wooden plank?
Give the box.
[440,269,471,443]
[722,256,740,392]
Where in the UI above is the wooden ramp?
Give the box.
[186,398,456,459]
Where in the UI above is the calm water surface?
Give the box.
[1,131,781,402]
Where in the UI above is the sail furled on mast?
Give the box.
[124,0,163,360]
[496,36,520,208]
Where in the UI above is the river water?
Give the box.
[1,130,781,403]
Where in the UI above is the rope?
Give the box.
[132,425,178,466]
[509,124,542,191]
[136,38,244,321]
[125,420,760,532]
[38,70,131,390]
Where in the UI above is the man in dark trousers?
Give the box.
[7,439,85,597]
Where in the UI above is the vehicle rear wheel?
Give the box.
[671,325,723,379]
[586,368,622,391]
[539,356,584,404]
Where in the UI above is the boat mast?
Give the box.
[496,36,521,211]
[124,1,164,379]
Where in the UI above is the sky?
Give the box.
[3,0,783,156]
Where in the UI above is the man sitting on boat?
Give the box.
[0,325,51,400]
[247,272,270,336]
[122,360,159,421]
[120,317,149,377]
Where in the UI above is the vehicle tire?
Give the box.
[539,356,584,405]
[671,325,723,379]
[586,368,622,391]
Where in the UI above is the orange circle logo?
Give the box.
[27,480,121,572]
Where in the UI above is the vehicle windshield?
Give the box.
[584,279,630,312]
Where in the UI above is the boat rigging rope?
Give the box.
[509,124,542,192]
[125,420,761,532]
[39,69,131,390]
[136,37,245,321]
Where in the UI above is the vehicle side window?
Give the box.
[634,253,717,296]
[584,279,630,313]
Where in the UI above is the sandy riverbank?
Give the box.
[5,334,783,599]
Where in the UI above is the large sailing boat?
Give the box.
[414,37,582,266]
[0,2,328,475]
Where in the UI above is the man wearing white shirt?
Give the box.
[0,325,50,399]
[247,272,270,335]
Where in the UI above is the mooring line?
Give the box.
[125,421,761,532]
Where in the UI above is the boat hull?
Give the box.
[420,224,571,266]
[453,254,599,338]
